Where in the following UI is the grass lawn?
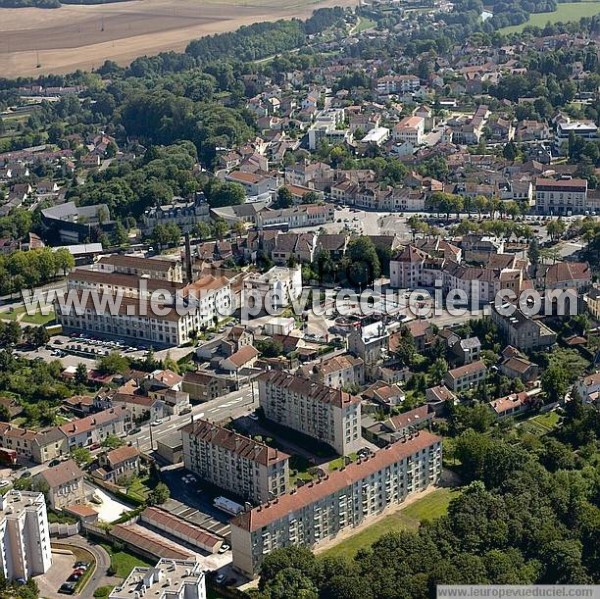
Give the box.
[355,17,376,32]
[500,1,600,33]
[21,309,55,325]
[101,544,154,579]
[0,306,25,321]
[126,476,153,502]
[518,410,561,436]
[321,488,461,561]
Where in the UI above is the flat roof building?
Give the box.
[0,491,52,581]
[109,559,206,599]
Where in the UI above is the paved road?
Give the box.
[130,384,258,453]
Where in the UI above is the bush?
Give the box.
[94,586,113,598]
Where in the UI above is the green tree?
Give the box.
[346,237,381,286]
[70,447,92,466]
[97,352,130,375]
[541,365,568,404]
[102,434,124,449]
[275,187,294,209]
[147,482,170,505]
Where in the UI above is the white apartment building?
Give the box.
[110,559,206,599]
[231,431,442,578]
[555,121,598,156]
[376,75,420,95]
[255,204,334,230]
[393,116,425,145]
[348,322,390,369]
[535,178,588,215]
[57,271,231,347]
[301,354,365,390]
[444,360,487,393]
[258,372,362,456]
[0,491,52,581]
[181,419,290,505]
[243,265,302,312]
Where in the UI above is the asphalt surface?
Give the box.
[51,536,113,599]
[130,384,257,453]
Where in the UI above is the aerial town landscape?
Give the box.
[2,0,600,597]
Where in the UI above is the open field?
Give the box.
[0,0,358,77]
[320,488,460,560]
[500,1,600,33]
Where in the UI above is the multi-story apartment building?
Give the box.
[300,354,365,390]
[390,245,444,289]
[96,255,183,283]
[376,75,420,95]
[444,360,487,393]
[141,194,210,236]
[393,116,425,145]
[0,491,52,581]
[255,204,334,230]
[230,431,442,578]
[57,267,231,346]
[181,420,290,505]
[535,178,588,215]
[258,372,362,456]
[443,263,525,304]
[490,303,557,351]
[555,121,598,156]
[110,559,206,599]
[58,406,131,450]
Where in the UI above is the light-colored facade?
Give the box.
[97,255,183,283]
[230,431,442,578]
[444,360,487,393]
[393,116,425,145]
[109,559,206,599]
[535,178,588,215]
[182,420,290,504]
[57,269,231,347]
[0,491,52,581]
[58,406,131,449]
[243,265,302,311]
[36,459,85,510]
[258,372,362,456]
[301,354,365,390]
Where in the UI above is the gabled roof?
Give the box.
[38,459,84,489]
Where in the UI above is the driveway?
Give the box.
[47,536,113,599]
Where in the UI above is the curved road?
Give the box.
[53,536,112,599]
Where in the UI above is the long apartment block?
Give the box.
[230,431,442,578]
[181,419,290,504]
[258,371,362,456]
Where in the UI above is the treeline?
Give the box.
[0,247,74,295]
[0,0,60,7]
[186,8,345,62]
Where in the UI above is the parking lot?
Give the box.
[160,468,232,541]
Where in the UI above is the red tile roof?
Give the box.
[232,431,441,533]
[259,371,361,408]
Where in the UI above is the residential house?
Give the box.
[444,360,487,393]
[36,459,86,510]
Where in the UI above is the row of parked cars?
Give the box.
[59,561,90,595]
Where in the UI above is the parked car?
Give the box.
[19,470,31,479]
[218,544,230,554]
[128,427,142,436]
[59,583,76,595]
[74,562,90,569]
[67,574,81,582]
[49,459,61,467]
[215,574,225,584]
